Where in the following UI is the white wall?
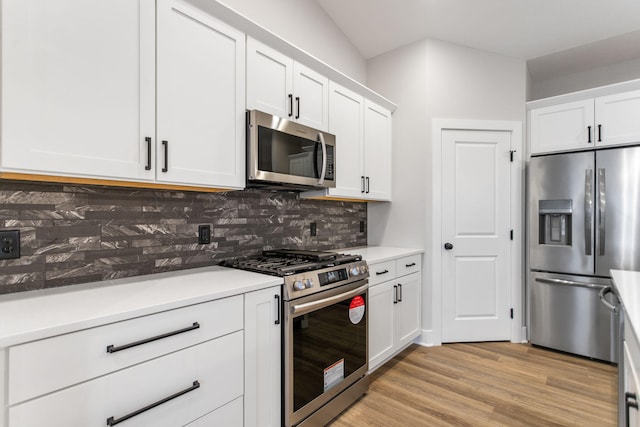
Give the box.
[218,0,366,83]
[366,38,527,342]
[530,57,640,100]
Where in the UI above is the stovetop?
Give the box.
[222,249,362,276]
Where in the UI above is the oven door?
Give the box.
[284,280,368,427]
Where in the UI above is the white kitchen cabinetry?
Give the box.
[368,254,422,371]
[246,38,329,131]
[244,286,282,427]
[301,83,393,201]
[624,341,640,427]
[0,0,155,181]
[529,89,640,155]
[156,0,245,188]
[1,0,245,190]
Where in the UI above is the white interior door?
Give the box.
[441,129,511,342]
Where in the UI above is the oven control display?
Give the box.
[318,268,348,286]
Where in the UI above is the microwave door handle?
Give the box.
[317,132,327,185]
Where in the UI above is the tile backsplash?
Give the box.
[0,181,366,294]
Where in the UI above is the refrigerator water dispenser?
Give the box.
[539,200,572,246]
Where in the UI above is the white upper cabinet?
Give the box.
[156,0,245,188]
[529,100,594,154]
[1,0,155,181]
[1,0,245,190]
[364,100,392,201]
[530,88,640,155]
[595,89,640,148]
[246,38,328,131]
[326,82,365,199]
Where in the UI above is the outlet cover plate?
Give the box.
[0,230,20,260]
[198,225,211,244]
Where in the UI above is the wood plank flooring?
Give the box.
[330,342,617,427]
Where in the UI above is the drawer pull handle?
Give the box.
[376,269,389,275]
[106,322,200,353]
[106,380,200,426]
[405,262,416,267]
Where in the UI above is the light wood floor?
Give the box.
[330,342,617,427]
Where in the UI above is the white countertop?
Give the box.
[0,266,282,348]
[339,246,424,264]
[612,270,640,342]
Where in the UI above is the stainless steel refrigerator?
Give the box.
[528,145,640,363]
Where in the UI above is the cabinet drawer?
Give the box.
[9,332,244,427]
[186,396,243,426]
[396,255,421,277]
[368,260,396,286]
[9,295,243,405]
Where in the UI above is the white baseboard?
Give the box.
[414,329,440,347]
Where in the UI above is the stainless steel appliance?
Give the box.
[529,146,640,362]
[247,110,336,190]
[223,249,369,427]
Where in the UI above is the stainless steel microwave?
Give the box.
[247,110,336,190]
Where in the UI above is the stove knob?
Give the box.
[360,265,367,274]
[293,280,306,291]
[350,267,360,276]
[304,279,313,289]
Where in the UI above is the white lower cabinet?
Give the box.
[368,254,422,371]
[9,333,243,427]
[624,321,640,427]
[186,396,244,427]
[244,286,282,427]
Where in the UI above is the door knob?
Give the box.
[444,243,453,250]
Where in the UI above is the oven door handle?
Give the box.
[291,283,368,317]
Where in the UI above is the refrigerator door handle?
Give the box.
[598,286,618,314]
[534,277,607,290]
[585,169,593,256]
[598,168,606,256]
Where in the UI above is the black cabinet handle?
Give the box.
[162,140,168,172]
[106,322,200,353]
[587,126,592,143]
[295,96,300,119]
[398,284,403,302]
[145,137,152,170]
[366,176,370,194]
[376,269,389,275]
[106,380,200,426]
[405,262,416,267]
[393,285,398,304]
[288,94,293,117]
[598,124,602,142]
[361,176,365,193]
[274,294,281,325]
[626,392,638,427]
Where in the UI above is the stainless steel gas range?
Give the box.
[224,249,369,427]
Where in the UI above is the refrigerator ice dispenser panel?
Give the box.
[539,199,572,246]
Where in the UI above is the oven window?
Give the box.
[257,126,334,181]
[293,292,366,411]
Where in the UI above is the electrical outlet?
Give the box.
[310,222,317,237]
[198,225,211,244]
[0,230,20,260]
[359,221,365,233]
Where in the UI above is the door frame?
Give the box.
[430,119,524,345]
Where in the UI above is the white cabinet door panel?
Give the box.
[1,0,155,180]
[595,89,640,148]
[244,286,281,427]
[529,99,594,154]
[396,273,421,348]
[156,0,245,188]
[293,62,329,131]
[364,100,392,201]
[246,37,293,119]
[328,82,365,199]
[368,281,395,371]
[186,396,243,427]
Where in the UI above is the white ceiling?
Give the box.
[315,0,640,80]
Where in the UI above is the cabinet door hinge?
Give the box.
[510,229,514,240]
[510,150,516,162]
[510,308,514,319]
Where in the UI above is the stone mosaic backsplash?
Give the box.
[0,180,367,294]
